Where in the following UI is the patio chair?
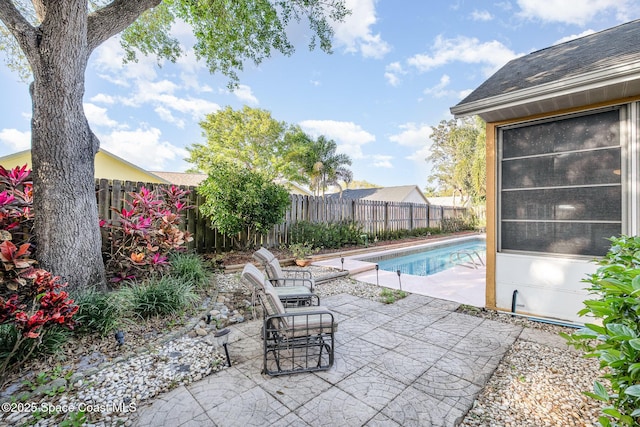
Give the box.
[253,247,315,291]
[241,263,319,308]
[258,280,336,375]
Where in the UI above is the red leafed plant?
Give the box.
[101,185,193,283]
[0,166,78,381]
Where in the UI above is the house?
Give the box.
[450,19,640,323]
[0,148,169,184]
[426,196,471,207]
[326,185,429,204]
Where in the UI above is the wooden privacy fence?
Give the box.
[96,180,474,253]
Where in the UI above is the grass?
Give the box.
[379,288,408,304]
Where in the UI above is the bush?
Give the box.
[169,252,210,290]
[72,288,126,336]
[0,324,70,368]
[562,235,640,426]
[290,220,364,249]
[101,185,194,283]
[119,276,198,318]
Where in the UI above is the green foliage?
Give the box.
[119,276,198,318]
[288,242,317,259]
[379,288,408,304]
[197,162,290,249]
[562,235,640,426]
[290,220,363,249]
[188,106,302,180]
[288,134,353,196]
[428,116,486,204]
[169,252,211,290]
[375,227,442,242]
[0,324,70,369]
[72,288,126,336]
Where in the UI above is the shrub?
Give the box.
[562,235,640,427]
[0,166,78,380]
[119,276,198,318]
[169,252,210,290]
[290,220,364,249]
[0,324,70,368]
[101,185,194,283]
[72,288,126,336]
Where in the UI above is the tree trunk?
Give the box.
[29,1,106,291]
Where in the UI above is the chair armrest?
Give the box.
[277,276,315,292]
[280,268,313,280]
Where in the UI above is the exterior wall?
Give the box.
[486,98,640,324]
[0,150,166,183]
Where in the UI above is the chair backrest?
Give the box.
[241,263,268,293]
[265,258,285,285]
[253,247,276,265]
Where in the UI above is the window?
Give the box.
[499,108,622,256]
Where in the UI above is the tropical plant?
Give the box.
[0,0,349,292]
[562,235,640,426]
[101,185,193,283]
[169,252,210,290]
[119,276,198,318]
[288,242,317,260]
[197,162,290,249]
[290,135,353,196]
[72,288,126,336]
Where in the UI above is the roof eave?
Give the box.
[451,60,640,122]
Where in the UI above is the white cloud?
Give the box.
[84,103,119,128]
[333,0,391,59]
[389,123,432,148]
[471,10,493,21]
[370,154,393,168]
[553,29,597,45]
[233,84,259,105]
[90,94,116,105]
[407,35,520,77]
[516,0,639,25]
[0,129,30,152]
[299,119,375,159]
[99,127,188,171]
[154,106,186,128]
[423,74,454,98]
[384,62,405,86]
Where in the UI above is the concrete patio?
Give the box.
[133,292,523,426]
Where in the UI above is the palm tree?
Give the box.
[298,136,353,197]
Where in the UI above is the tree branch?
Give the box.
[0,0,37,56]
[87,0,161,52]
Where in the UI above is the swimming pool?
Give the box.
[366,238,486,276]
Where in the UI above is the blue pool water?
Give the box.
[374,239,486,276]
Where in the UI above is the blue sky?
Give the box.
[1,1,639,190]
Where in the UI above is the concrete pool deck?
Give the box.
[312,236,486,308]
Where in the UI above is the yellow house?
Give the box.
[0,148,169,184]
[451,20,640,324]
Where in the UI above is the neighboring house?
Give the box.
[326,185,429,204]
[151,171,207,187]
[0,148,169,184]
[450,19,640,323]
[426,196,471,207]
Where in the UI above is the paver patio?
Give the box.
[133,292,522,427]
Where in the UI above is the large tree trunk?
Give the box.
[29,1,106,291]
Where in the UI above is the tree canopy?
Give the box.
[427,116,486,204]
[0,0,349,291]
[188,105,297,180]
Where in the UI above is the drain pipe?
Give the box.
[511,290,518,317]
[509,289,581,328]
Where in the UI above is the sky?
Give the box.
[1,1,640,190]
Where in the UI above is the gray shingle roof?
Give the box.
[451,19,640,121]
[325,185,428,204]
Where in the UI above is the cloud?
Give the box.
[233,84,259,105]
[389,123,432,148]
[90,94,116,105]
[516,0,639,25]
[423,74,454,98]
[333,0,391,59]
[84,103,119,128]
[370,154,393,168]
[553,29,597,45]
[471,10,493,21]
[0,129,30,152]
[154,106,186,128]
[407,35,520,77]
[299,119,375,159]
[99,127,188,171]
[384,62,405,86]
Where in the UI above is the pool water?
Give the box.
[375,240,486,276]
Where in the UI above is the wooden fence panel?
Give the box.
[95,179,475,253]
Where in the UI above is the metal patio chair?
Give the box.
[253,247,315,291]
[241,263,319,308]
